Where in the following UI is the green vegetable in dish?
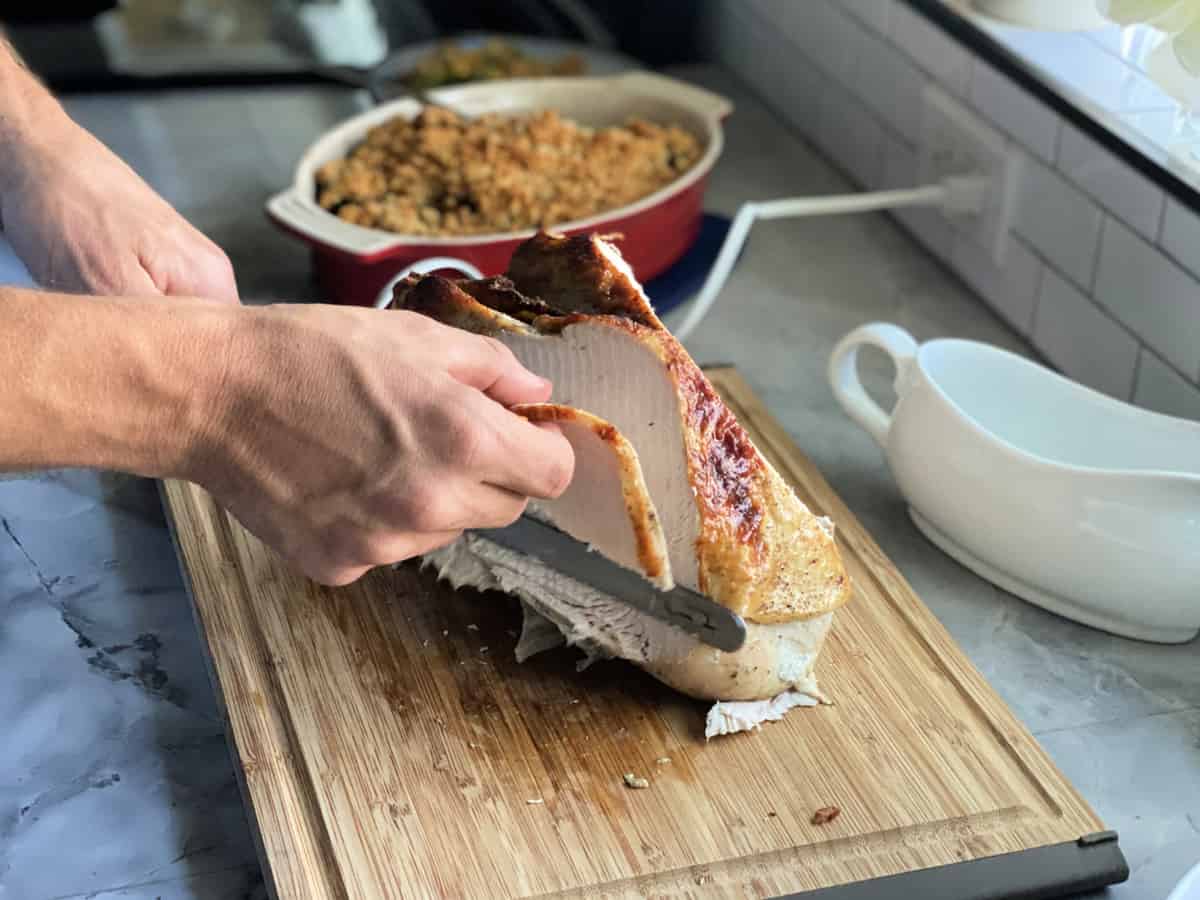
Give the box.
[403,38,585,89]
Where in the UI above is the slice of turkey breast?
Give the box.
[512,403,671,591]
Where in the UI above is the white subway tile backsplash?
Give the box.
[721,2,825,142]
[1134,350,1200,421]
[969,60,1060,162]
[770,63,828,146]
[812,0,867,89]
[881,133,953,259]
[1032,268,1139,400]
[1094,217,1200,380]
[709,6,774,89]
[880,132,914,173]
[887,2,970,96]
[1159,198,1200,280]
[816,83,885,188]
[949,235,1042,334]
[837,0,892,34]
[862,126,890,191]
[1012,156,1104,289]
[704,0,1200,425]
[1056,121,1164,240]
[753,0,863,89]
[853,28,927,145]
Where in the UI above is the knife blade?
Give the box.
[472,515,747,653]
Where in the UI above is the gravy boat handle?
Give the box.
[828,322,919,447]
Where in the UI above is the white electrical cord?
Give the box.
[671,175,989,342]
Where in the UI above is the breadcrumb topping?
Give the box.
[315,106,702,236]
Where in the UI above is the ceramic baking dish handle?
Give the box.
[372,257,486,309]
[266,187,399,257]
[828,322,919,448]
[614,71,734,121]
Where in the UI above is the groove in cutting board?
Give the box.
[162,366,1107,899]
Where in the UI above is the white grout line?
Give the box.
[1088,212,1107,294]
[1130,345,1146,402]
[1025,242,1047,342]
[1154,191,1170,245]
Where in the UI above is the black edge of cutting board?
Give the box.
[779,832,1129,900]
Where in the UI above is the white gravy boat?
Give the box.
[829,322,1200,644]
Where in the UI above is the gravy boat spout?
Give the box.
[829,322,1200,644]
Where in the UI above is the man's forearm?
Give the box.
[0,32,71,197]
[0,286,233,477]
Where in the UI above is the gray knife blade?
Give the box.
[472,515,747,653]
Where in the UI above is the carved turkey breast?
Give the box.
[393,231,853,737]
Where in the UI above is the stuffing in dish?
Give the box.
[313,106,702,236]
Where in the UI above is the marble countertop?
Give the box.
[1,64,1197,900]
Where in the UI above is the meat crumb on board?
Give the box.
[811,806,840,825]
[655,757,671,765]
[623,773,650,789]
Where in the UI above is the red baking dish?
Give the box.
[266,72,733,307]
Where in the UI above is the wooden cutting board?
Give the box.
[162,367,1123,900]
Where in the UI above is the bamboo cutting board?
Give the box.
[162,367,1122,900]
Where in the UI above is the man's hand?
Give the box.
[188,305,573,585]
[0,289,574,587]
[1,118,239,303]
[0,45,238,303]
